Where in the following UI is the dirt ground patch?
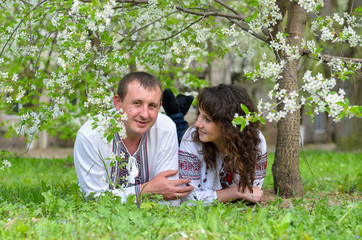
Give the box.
[260,189,361,208]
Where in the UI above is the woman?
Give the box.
[179,84,267,204]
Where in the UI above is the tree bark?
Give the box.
[272,1,307,198]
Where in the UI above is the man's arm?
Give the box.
[142,114,193,205]
[140,170,193,200]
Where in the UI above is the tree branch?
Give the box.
[303,49,362,64]
[130,17,204,42]
[81,0,149,3]
[214,0,243,17]
[228,19,268,43]
[175,5,244,20]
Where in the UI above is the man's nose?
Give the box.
[139,105,149,119]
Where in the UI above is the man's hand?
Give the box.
[141,170,194,200]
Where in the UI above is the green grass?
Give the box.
[0,151,361,239]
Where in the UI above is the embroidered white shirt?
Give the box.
[74,110,180,206]
[179,126,267,205]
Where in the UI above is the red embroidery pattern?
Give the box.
[255,153,267,180]
[179,150,201,180]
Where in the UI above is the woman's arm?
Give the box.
[217,186,263,203]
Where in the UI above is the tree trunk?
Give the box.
[272,1,307,198]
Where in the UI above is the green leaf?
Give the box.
[337,111,345,120]
[240,119,246,131]
[41,190,55,205]
[350,106,362,115]
[208,209,218,233]
[110,118,117,127]
[259,117,266,125]
[336,102,346,107]
[245,11,258,23]
[279,213,292,232]
[241,104,249,114]
[106,134,113,143]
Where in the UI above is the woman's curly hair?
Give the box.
[192,84,261,192]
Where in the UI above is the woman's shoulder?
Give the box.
[182,126,197,140]
[256,129,267,154]
[180,126,202,154]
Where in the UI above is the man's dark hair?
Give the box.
[117,72,163,101]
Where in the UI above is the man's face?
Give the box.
[114,81,162,140]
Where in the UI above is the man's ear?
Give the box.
[114,94,122,110]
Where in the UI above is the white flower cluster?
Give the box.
[93,110,128,143]
[43,72,73,94]
[0,159,12,171]
[50,104,64,120]
[51,13,64,28]
[320,26,334,41]
[15,111,45,138]
[249,0,282,32]
[258,83,299,122]
[282,91,300,114]
[84,87,113,110]
[170,35,205,70]
[221,24,243,47]
[15,86,25,102]
[298,0,324,13]
[265,110,287,122]
[333,13,344,25]
[270,32,301,60]
[193,23,212,44]
[311,13,361,48]
[71,0,81,15]
[108,152,117,164]
[134,1,163,28]
[245,60,285,82]
[327,57,361,76]
[94,55,109,67]
[95,0,116,29]
[301,39,320,56]
[64,47,86,64]
[340,26,361,47]
[301,71,346,120]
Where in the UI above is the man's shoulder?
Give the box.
[77,116,102,139]
[154,113,176,128]
[148,113,177,138]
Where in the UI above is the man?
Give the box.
[74,72,193,205]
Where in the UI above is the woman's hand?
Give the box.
[216,186,263,203]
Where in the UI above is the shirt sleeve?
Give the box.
[179,127,217,205]
[151,116,180,206]
[74,130,138,203]
[253,131,268,188]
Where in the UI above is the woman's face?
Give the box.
[195,108,223,151]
